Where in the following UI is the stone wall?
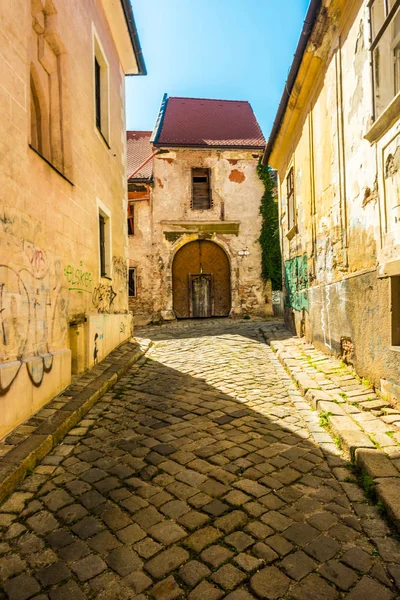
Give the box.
[269,0,400,398]
[128,148,269,324]
[0,0,134,438]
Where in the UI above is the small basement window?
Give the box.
[191,168,212,210]
[128,268,137,297]
[392,275,400,345]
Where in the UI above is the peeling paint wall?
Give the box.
[269,0,400,397]
[0,0,133,438]
[128,148,269,324]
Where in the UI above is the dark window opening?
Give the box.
[287,167,295,231]
[99,213,106,277]
[392,275,400,345]
[128,202,135,236]
[191,168,212,210]
[95,57,101,131]
[128,268,136,297]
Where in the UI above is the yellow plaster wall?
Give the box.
[0,0,133,439]
[269,0,400,391]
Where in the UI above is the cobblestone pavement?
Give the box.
[1,321,400,600]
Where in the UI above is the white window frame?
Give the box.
[97,199,112,279]
[92,26,110,145]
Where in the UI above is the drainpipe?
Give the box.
[127,150,160,181]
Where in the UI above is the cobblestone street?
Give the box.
[1,321,400,600]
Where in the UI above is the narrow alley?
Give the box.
[0,321,398,599]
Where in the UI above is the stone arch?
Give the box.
[172,240,231,318]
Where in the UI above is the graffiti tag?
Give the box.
[92,283,117,313]
[285,254,309,311]
[64,262,93,294]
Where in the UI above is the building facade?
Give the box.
[0,0,145,438]
[127,96,269,325]
[265,0,400,400]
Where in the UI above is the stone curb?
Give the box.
[260,329,400,531]
[0,339,153,504]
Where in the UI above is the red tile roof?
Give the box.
[126,131,154,180]
[155,97,265,149]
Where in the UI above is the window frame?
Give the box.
[128,267,137,298]
[93,28,110,146]
[286,166,296,233]
[369,0,400,119]
[97,200,112,278]
[191,167,212,210]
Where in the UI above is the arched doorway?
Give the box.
[172,240,231,318]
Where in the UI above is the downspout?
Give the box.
[127,150,160,181]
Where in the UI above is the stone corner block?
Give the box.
[355,449,400,479]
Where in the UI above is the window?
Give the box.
[128,268,137,297]
[127,202,135,236]
[99,214,106,277]
[98,207,111,277]
[191,168,212,210]
[392,276,400,345]
[94,35,109,143]
[286,167,295,231]
[370,0,400,118]
[95,57,101,130]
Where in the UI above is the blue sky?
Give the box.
[126,1,310,139]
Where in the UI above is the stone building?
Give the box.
[265,0,400,400]
[127,96,268,325]
[0,0,146,438]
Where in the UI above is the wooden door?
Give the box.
[190,274,212,318]
[172,240,231,318]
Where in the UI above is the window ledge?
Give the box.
[390,346,400,353]
[286,225,297,240]
[29,145,74,186]
[365,93,400,144]
[96,126,111,149]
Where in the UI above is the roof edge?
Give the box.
[263,0,322,165]
[150,93,168,144]
[120,0,147,76]
[152,143,265,150]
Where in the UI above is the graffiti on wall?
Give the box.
[92,283,117,312]
[64,261,93,294]
[0,243,67,395]
[284,254,309,311]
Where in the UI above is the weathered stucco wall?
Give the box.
[269,0,400,397]
[0,0,133,438]
[129,148,268,324]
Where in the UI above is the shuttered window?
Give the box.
[191,168,212,210]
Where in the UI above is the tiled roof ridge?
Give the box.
[168,96,250,104]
